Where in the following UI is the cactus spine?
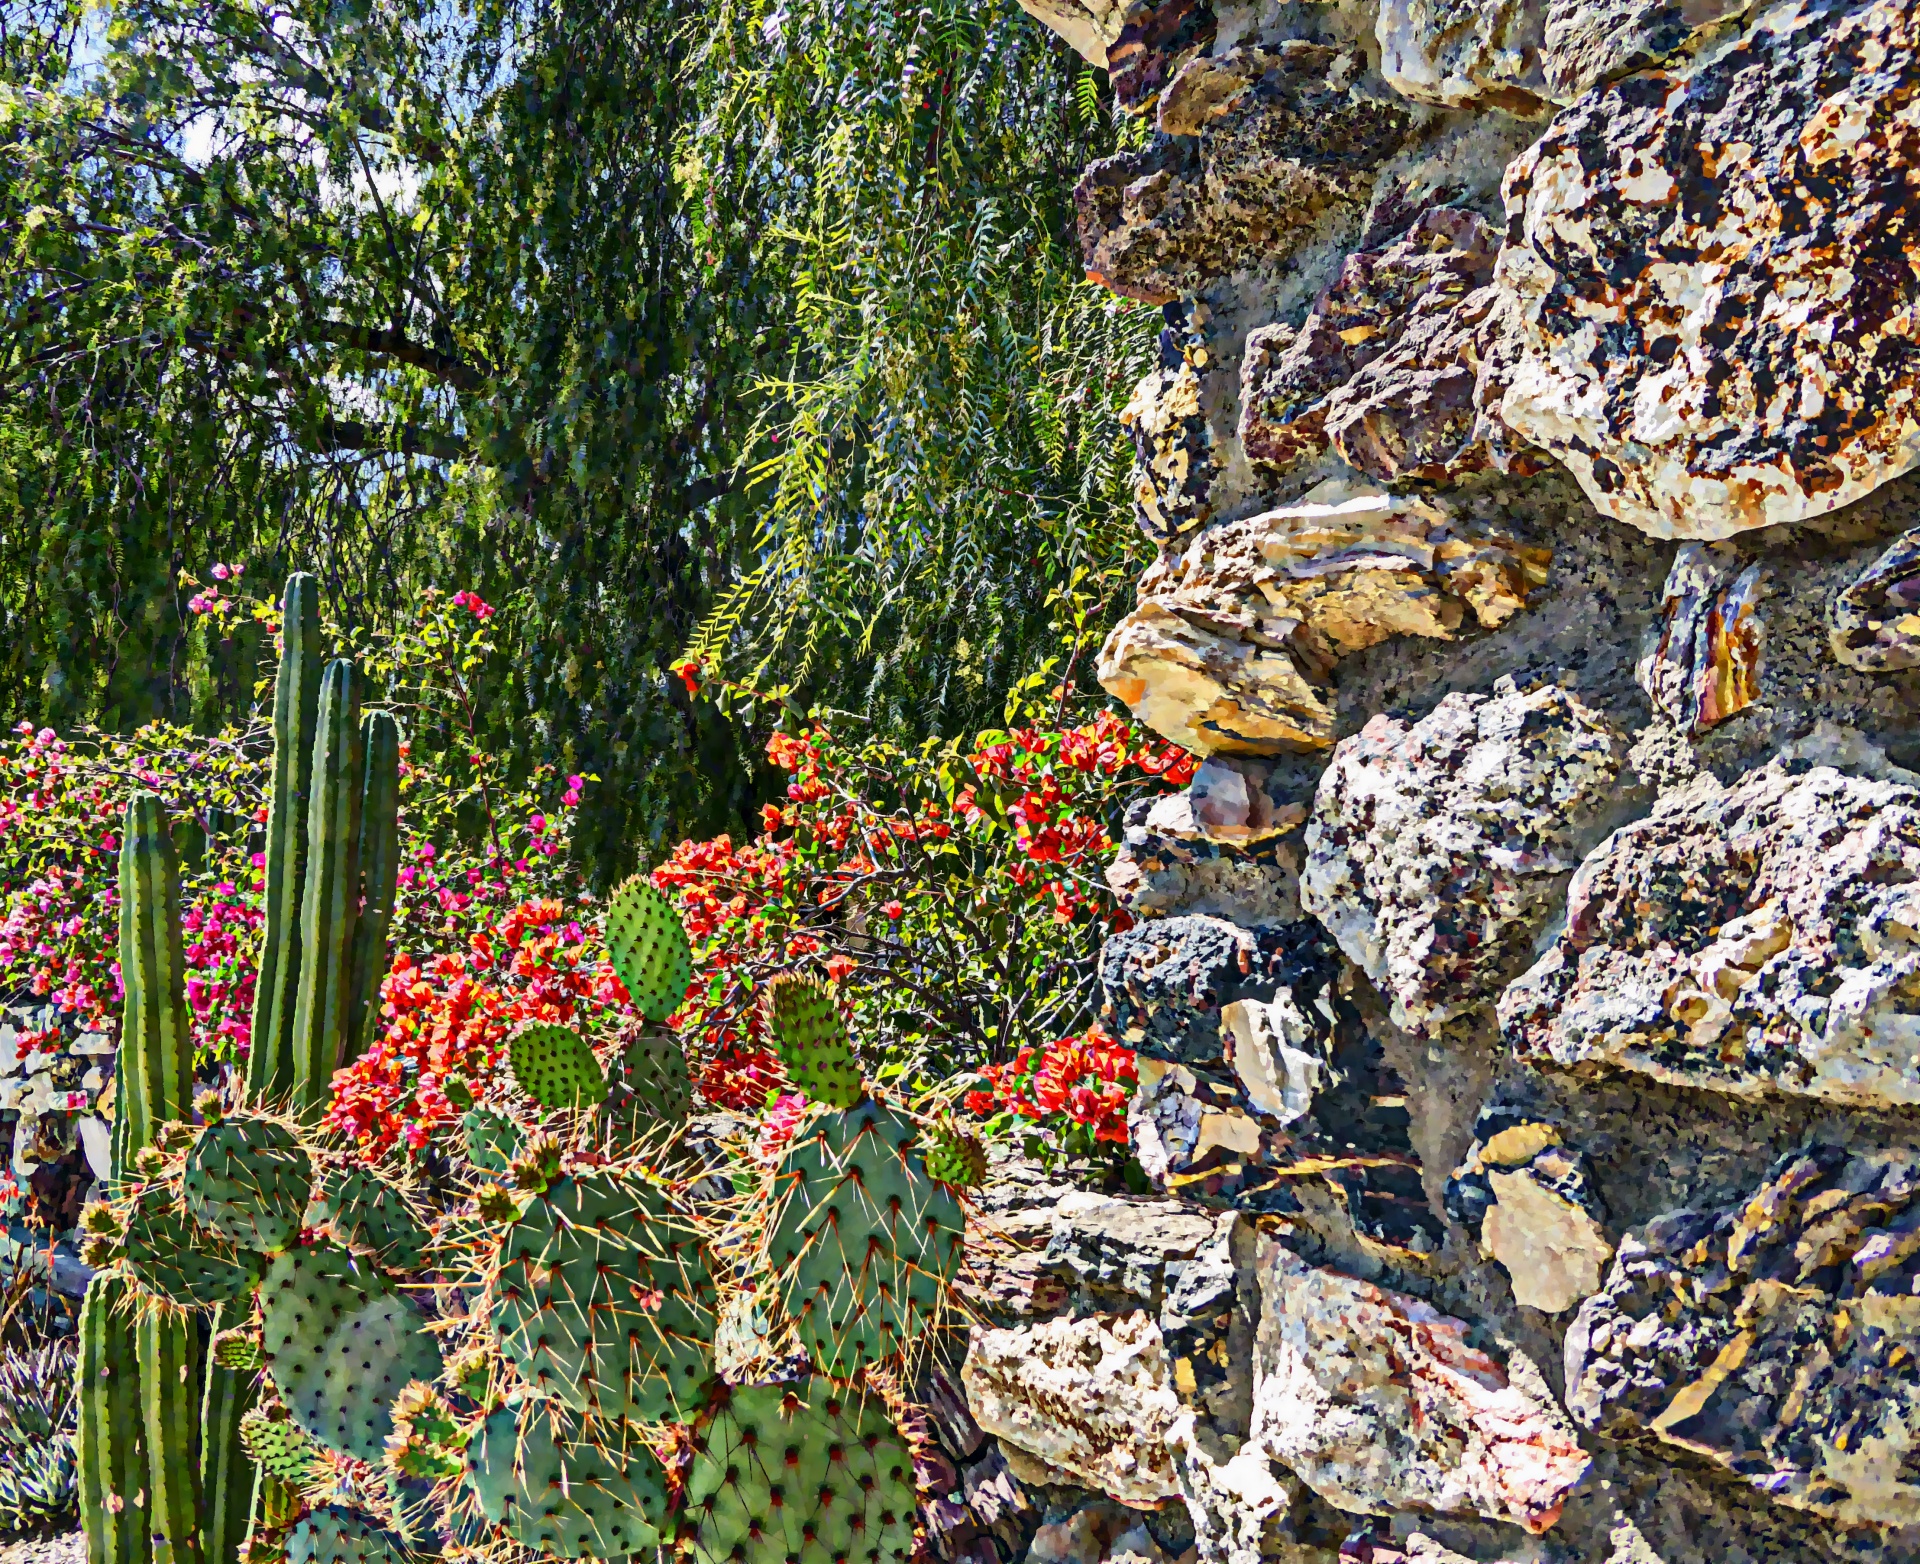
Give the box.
[249,575,324,1103]
[343,711,401,1066]
[288,659,364,1109]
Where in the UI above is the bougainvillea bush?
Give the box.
[652,668,1189,1139]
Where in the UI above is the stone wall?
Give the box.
[933,1,1920,1560]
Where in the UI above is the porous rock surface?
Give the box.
[970,0,1920,1558]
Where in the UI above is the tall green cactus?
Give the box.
[248,575,324,1104]
[75,1276,146,1564]
[343,710,401,1067]
[288,659,364,1111]
[202,1295,260,1564]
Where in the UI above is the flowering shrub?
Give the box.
[652,672,1191,1135]
[963,1025,1136,1158]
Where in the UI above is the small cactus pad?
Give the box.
[604,875,693,1023]
[122,1182,262,1307]
[922,1118,988,1189]
[607,1024,692,1134]
[768,1100,965,1376]
[239,1407,327,1488]
[508,1021,608,1110]
[287,1505,409,1564]
[463,1106,521,1173]
[685,1378,917,1564]
[464,1402,668,1559]
[384,1381,466,1481]
[762,974,864,1108]
[212,1327,264,1372]
[494,1170,718,1423]
[261,1242,445,1464]
[308,1162,431,1269]
[184,1114,313,1253]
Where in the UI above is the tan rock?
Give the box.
[961,1312,1184,1505]
[1636,543,1766,732]
[1482,1167,1614,1313]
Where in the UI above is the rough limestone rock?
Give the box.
[961,1311,1184,1505]
[1124,305,1217,542]
[1098,488,1548,756]
[1565,1144,1920,1527]
[1302,681,1625,1035]
[1829,525,1920,671]
[1109,0,1220,112]
[1540,0,1757,100]
[1375,0,1551,110]
[1042,1190,1221,1308]
[1075,46,1412,302]
[1106,792,1302,925]
[1250,1238,1591,1533]
[1495,0,1920,540]
[1015,0,1130,68]
[1501,760,1920,1107]
[1636,542,1768,732]
[1164,1416,1325,1564]
[1445,1109,1613,1313]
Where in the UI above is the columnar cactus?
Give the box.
[343,710,401,1067]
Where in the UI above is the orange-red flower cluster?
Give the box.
[964,1026,1137,1146]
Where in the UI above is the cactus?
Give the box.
[343,710,401,1067]
[120,1182,261,1307]
[382,1382,465,1482]
[286,1506,409,1564]
[184,1116,312,1254]
[463,1401,669,1558]
[766,1099,965,1377]
[462,1106,521,1174]
[250,573,325,1103]
[76,1276,147,1564]
[922,1117,989,1189]
[237,1408,325,1489]
[203,1296,262,1564]
[683,1379,917,1564]
[604,875,693,1022]
[138,1311,204,1564]
[606,1023,692,1136]
[492,1168,718,1425]
[259,1243,444,1465]
[508,1020,608,1110]
[306,1162,431,1270]
[288,660,365,1110]
[762,974,864,1109]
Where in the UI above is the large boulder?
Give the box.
[1494,0,1920,539]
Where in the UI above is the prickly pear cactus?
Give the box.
[463,1402,670,1559]
[307,1162,431,1270]
[463,1106,521,1173]
[383,1381,465,1481]
[607,1023,692,1134]
[767,1099,965,1376]
[763,974,864,1109]
[922,1117,988,1189]
[260,1243,444,1464]
[211,1326,265,1372]
[184,1114,313,1253]
[239,1406,327,1488]
[121,1183,263,1307]
[604,874,693,1022]
[493,1169,717,1423]
[287,1505,410,1564]
[508,1020,609,1110]
[684,1379,918,1564]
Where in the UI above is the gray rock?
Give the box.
[1494,0,1920,540]
[1301,680,1626,1035]
[1500,759,1920,1107]
[1636,542,1768,732]
[1376,0,1552,110]
[1565,1144,1920,1527]
[1540,0,1757,100]
[1043,1190,1222,1307]
[1828,525,1920,671]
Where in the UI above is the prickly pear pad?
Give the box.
[464,1401,668,1559]
[463,1106,521,1173]
[308,1162,431,1270]
[922,1119,988,1189]
[261,1242,445,1464]
[763,974,864,1109]
[494,1170,717,1423]
[121,1182,262,1307]
[184,1114,313,1253]
[508,1021,609,1110]
[239,1405,326,1488]
[608,1025,693,1135]
[768,1100,965,1376]
[287,1505,410,1564]
[684,1378,917,1564]
[604,875,693,1023]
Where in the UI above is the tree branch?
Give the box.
[304,416,467,463]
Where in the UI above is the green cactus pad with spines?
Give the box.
[922,1118,988,1189]
[185,1114,314,1253]
[260,1243,445,1465]
[608,1025,692,1134]
[464,1402,668,1559]
[767,1100,965,1377]
[239,1408,327,1488]
[508,1021,608,1110]
[494,1170,718,1423]
[309,1162,431,1270]
[122,1182,263,1307]
[287,1505,410,1564]
[212,1326,265,1372]
[762,974,864,1109]
[684,1378,918,1564]
[604,875,693,1023]
[463,1106,521,1173]
[384,1381,465,1482]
